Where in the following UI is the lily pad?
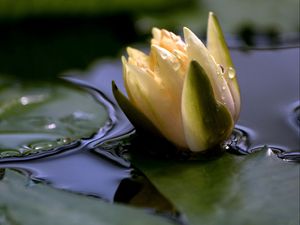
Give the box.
[132,149,299,225]
[0,78,110,159]
[0,169,173,225]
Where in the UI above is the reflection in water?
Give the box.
[114,170,187,225]
[0,149,186,225]
[1,151,130,201]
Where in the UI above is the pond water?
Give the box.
[0,47,299,224]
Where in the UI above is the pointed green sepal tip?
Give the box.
[112,81,163,139]
[207,12,240,122]
[207,11,233,68]
[182,61,234,152]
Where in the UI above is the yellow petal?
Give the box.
[151,44,184,99]
[123,61,187,148]
[121,56,136,103]
[112,81,163,139]
[152,27,161,41]
[126,47,150,69]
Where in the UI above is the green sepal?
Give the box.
[207,12,240,121]
[181,61,234,152]
[112,81,163,139]
[207,12,234,69]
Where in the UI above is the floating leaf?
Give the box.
[0,169,173,225]
[0,78,109,159]
[132,150,299,225]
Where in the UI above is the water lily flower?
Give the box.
[112,12,240,152]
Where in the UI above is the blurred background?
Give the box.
[0,0,299,79]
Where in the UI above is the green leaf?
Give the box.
[0,169,173,225]
[132,150,300,225]
[0,78,109,158]
[181,61,233,151]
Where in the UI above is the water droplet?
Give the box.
[222,86,226,90]
[228,67,236,79]
[19,94,48,106]
[45,123,57,130]
[172,61,181,71]
[56,137,72,145]
[160,51,168,60]
[28,142,56,151]
[0,150,20,158]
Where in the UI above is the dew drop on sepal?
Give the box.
[228,67,236,79]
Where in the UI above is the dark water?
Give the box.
[0,47,299,224]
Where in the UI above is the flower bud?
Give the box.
[112,12,240,152]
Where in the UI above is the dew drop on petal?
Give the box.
[228,67,236,79]
[160,51,168,60]
[172,61,181,71]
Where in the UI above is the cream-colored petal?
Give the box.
[152,27,161,40]
[151,44,184,99]
[183,27,214,75]
[207,12,240,121]
[112,81,164,139]
[127,47,148,61]
[173,49,189,73]
[127,47,150,70]
[183,27,235,118]
[124,63,159,122]
[124,62,187,148]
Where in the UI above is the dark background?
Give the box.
[0,0,299,79]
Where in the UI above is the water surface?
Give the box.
[0,47,299,224]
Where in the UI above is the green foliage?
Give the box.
[0,78,108,158]
[132,150,300,225]
[0,169,173,225]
